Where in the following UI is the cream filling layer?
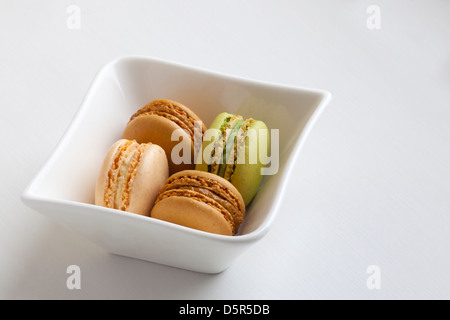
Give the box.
[114,146,137,210]
[209,115,243,175]
[224,118,255,181]
[105,140,134,208]
[105,140,145,211]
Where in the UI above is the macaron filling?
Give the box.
[219,117,244,178]
[209,114,243,175]
[104,140,135,208]
[118,143,146,211]
[104,140,147,211]
[207,114,232,174]
[207,115,255,182]
[224,118,255,180]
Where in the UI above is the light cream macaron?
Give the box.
[95,139,169,216]
[150,170,246,236]
[121,99,207,176]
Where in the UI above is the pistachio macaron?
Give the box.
[95,139,169,216]
[195,112,269,206]
[122,99,207,175]
[151,170,245,236]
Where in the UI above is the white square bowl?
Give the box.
[21,56,331,273]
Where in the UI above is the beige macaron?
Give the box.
[95,139,169,216]
[150,170,246,236]
[121,99,207,175]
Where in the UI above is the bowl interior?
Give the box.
[26,56,330,237]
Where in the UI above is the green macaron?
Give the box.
[196,112,270,206]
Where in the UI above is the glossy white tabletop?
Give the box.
[1,0,449,299]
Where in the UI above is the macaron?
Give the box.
[150,170,246,236]
[122,99,207,175]
[95,139,169,216]
[195,112,269,206]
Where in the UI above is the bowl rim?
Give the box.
[21,55,332,244]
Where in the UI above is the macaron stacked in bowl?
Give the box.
[121,99,207,175]
[151,170,245,236]
[95,99,270,236]
[195,112,269,206]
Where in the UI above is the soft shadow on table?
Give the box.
[5,207,226,299]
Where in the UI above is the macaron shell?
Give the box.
[195,112,269,206]
[95,139,135,208]
[95,139,169,216]
[122,114,194,175]
[231,120,269,206]
[126,143,169,216]
[151,196,234,236]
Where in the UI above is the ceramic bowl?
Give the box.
[21,56,331,273]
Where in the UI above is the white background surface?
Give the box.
[1,0,449,299]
